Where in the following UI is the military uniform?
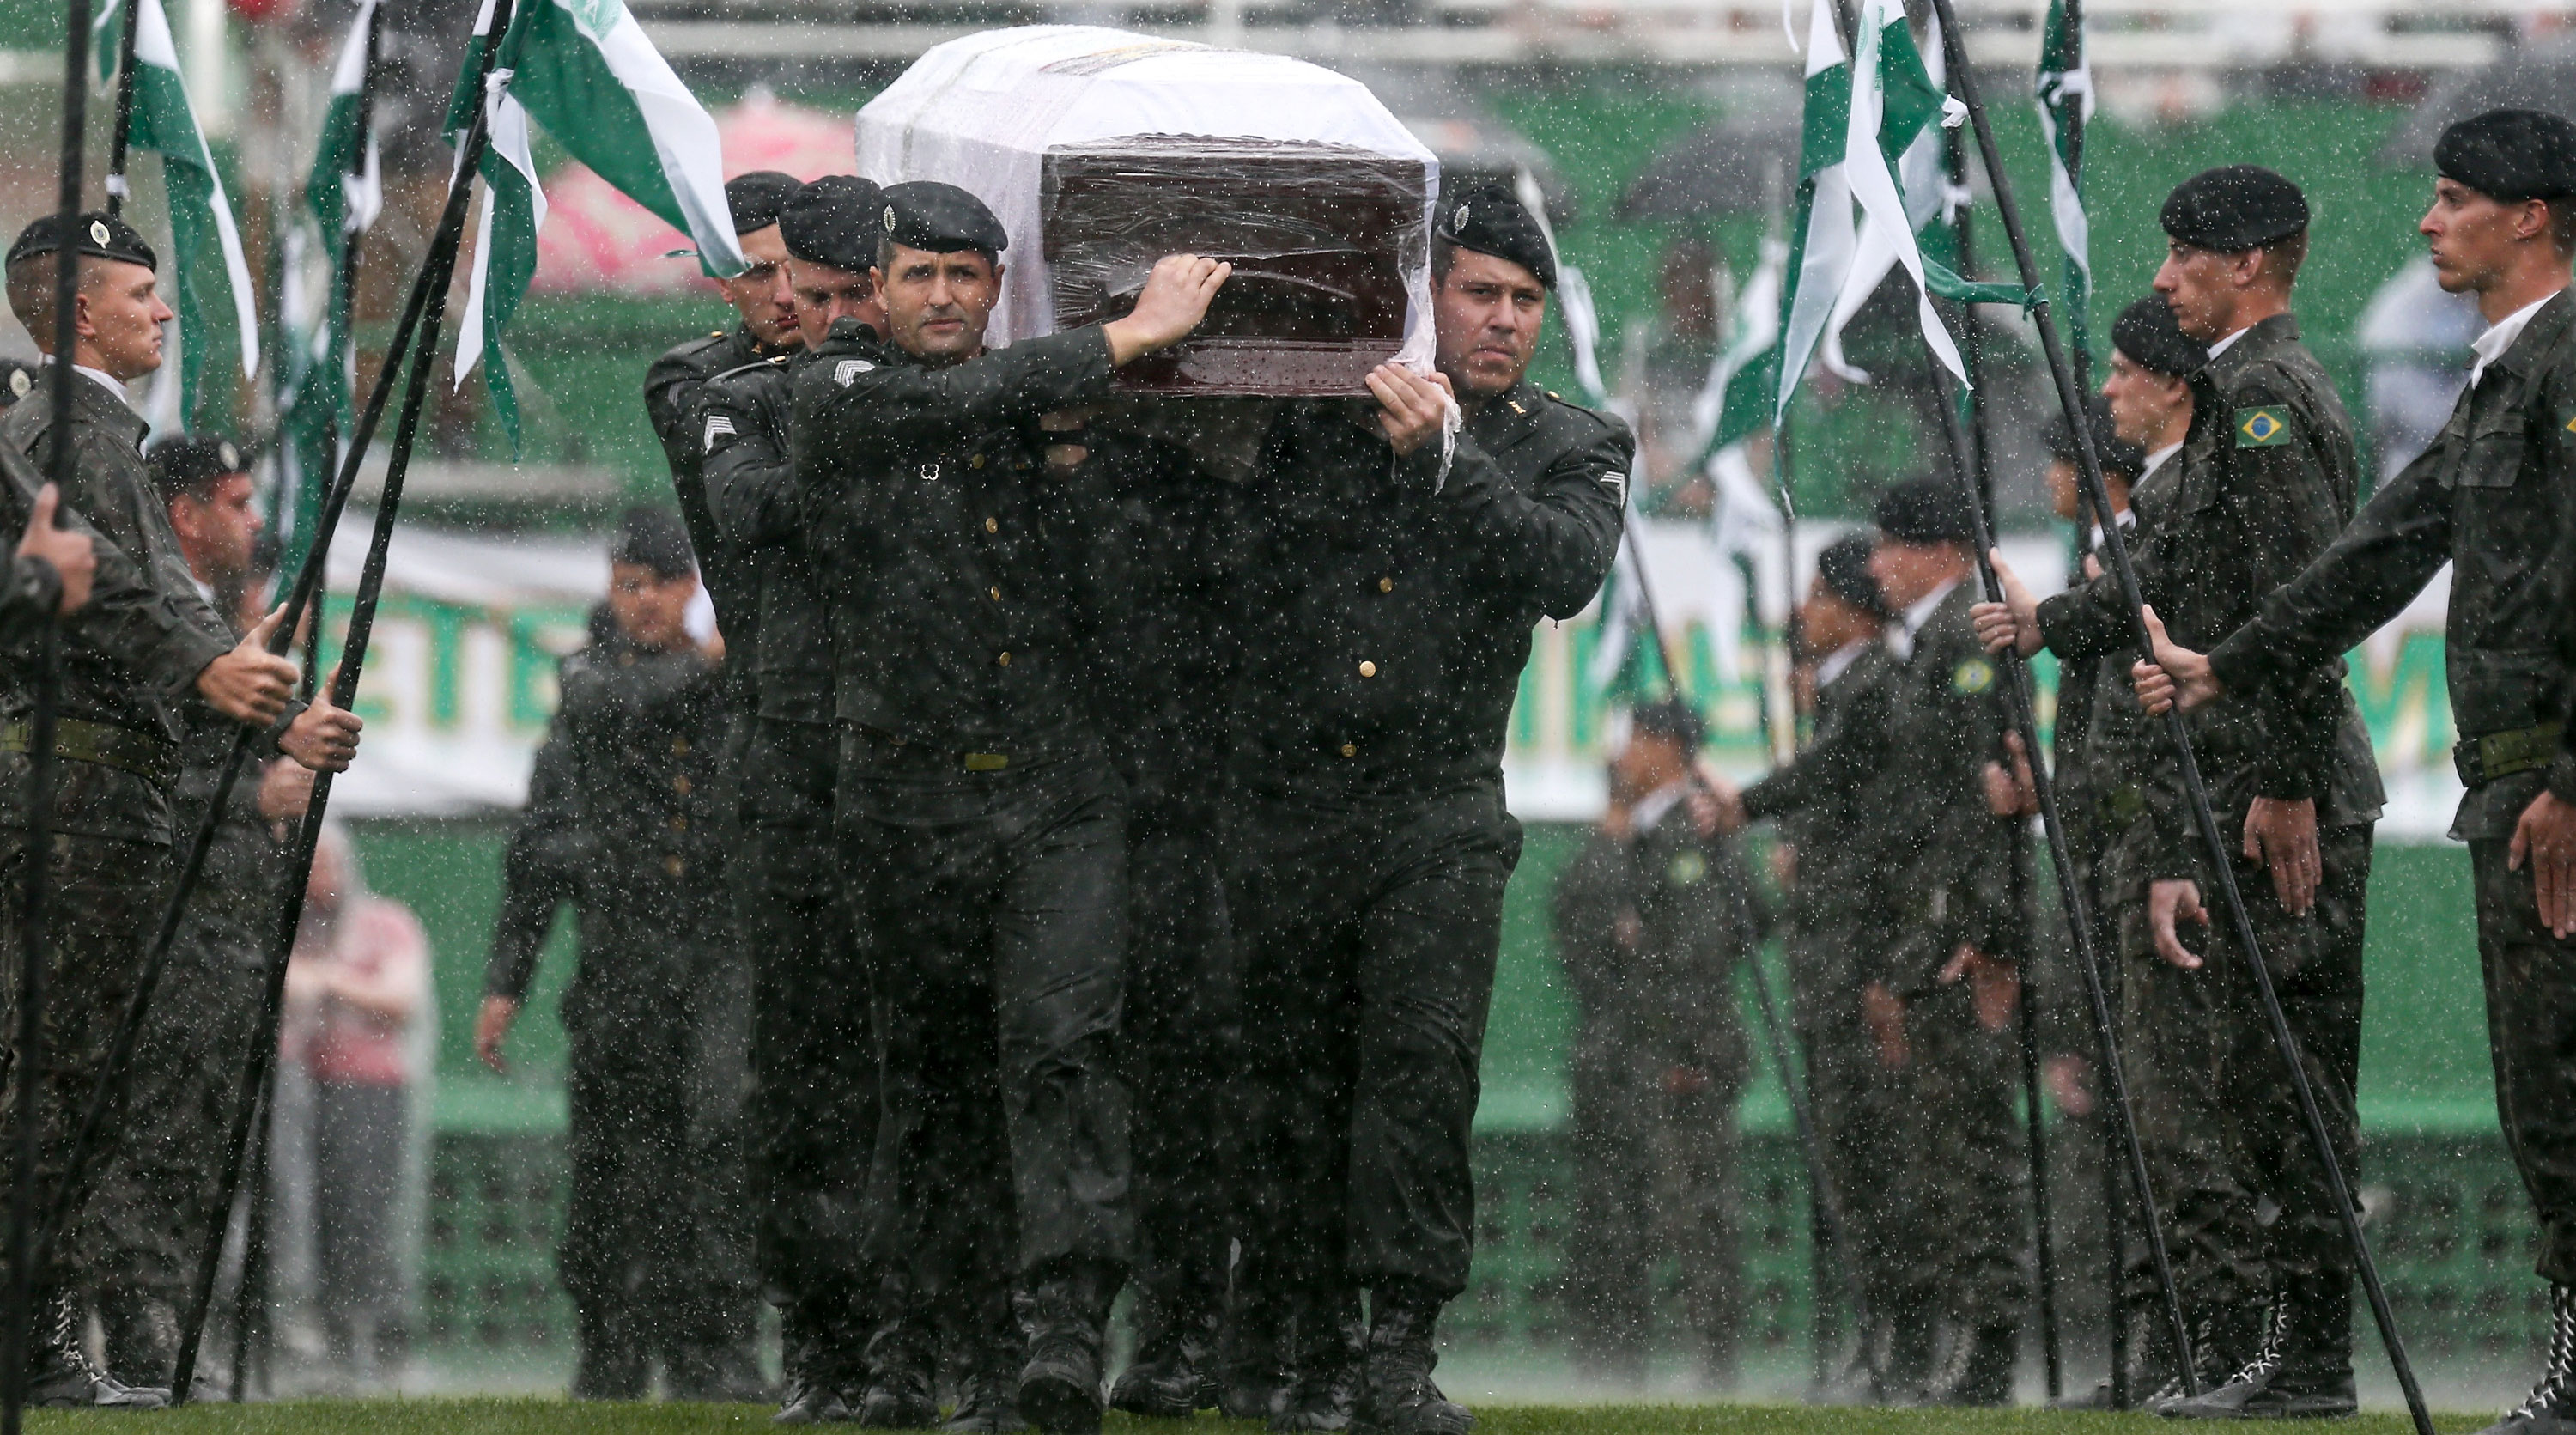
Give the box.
[2039,311,2382,1390]
[2210,284,2576,1309]
[1551,788,1760,1385]
[483,629,750,1398]
[1,551,68,642]
[1076,426,1246,1414]
[646,325,772,670]
[792,311,1137,1419]
[0,364,247,1402]
[1741,640,1918,1389]
[1223,380,1621,1389]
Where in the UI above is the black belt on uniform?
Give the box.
[0,717,179,787]
[2455,722,2565,787]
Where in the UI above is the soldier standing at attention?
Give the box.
[1978,166,2384,1418]
[475,508,757,1402]
[1552,699,1761,1391]
[792,182,1228,1435]
[1225,185,1623,1435]
[700,173,892,1426]
[2134,112,2576,1435]
[1725,534,1902,1399]
[80,436,308,1389]
[0,210,359,1408]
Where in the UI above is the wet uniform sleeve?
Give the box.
[0,451,231,693]
[1894,629,2014,994]
[702,371,799,551]
[0,554,62,646]
[1421,411,1627,620]
[483,702,583,1003]
[797,328,1116,482]
[1741,666,1888,823]
[2544,362,2576,805]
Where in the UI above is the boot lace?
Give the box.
[2507,1286,2576,1423]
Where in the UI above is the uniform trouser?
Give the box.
[835,747,1133,1285]
[0,835,168,1334]
[2206,825,2369,1302]
[1649,1059,1747,1379]
[1893,981,2026,1334]
[2470,838,2576,1286]
[1790,922,1912,1345]
[2113,847,2265,1360]
[1566,1039,1655,1364]
[82,917,265,1383]
[1229,781,1520,1304]
[744,717,878,1327]
[1124,798,1240,1326]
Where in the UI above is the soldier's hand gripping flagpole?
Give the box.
[1,3,94,1428]
[167,0,519,1397]
[1923,4,2432,1430]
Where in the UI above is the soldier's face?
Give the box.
[1868,539,1965,611]
[789,257,884,350]
[2152,241,2264,344]
[2421,179,2553,296]
[2101,349,2191,453]
[718,226,799,349]
[74,259,172,381]
[877,245,1001,365]
[1433,250,1547,402]
[1799,579,1878,658]
[1611,729,1685,797]
[608,561,698,653]
[170,471,262,584]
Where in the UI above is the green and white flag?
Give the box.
[1772,0,1856,428]
[449,0,744,446]
[96,0,259,427]
[1839,0,1968,386]
[1704,235,1783,453]
[2036,0,2093,351]
[308,0,384,259]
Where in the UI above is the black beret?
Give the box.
[725,170,805,235]
[880,181,1006,260]
[1630,696,1706,752]
[2160,166,2308,252]
[781,175,886,273]
[1874,477,1978,545]
[610,506,696,580]
[2109,295,2207,380]
[147,432,250,503]
[1815,532,1892,620]
[2042,393,2148,483]
[7,210,156,271]
[1434,182,1557,290]
[2434,109,2576,204]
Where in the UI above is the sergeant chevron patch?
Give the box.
[702,414,735,452]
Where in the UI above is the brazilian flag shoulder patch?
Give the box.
[2236,406,2293,448]
[1668,850,1708,886]
[1952,657,1996,695]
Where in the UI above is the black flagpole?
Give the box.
[1923,7,2431,1431]
[170,0,516,1396]
[4,0,94,1427]
[102,0,138,217]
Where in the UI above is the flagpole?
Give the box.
[1924,8,2432,1430]
[103,0,140,216]
[3,0,96,1426]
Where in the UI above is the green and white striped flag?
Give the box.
[448,0,744,447]
[2036,0,2093,352]
[96,0,259,427]
[308,0,384,267]
[1841,0,1968,386]
[1772,0,1856,429]
[1704,235,1783,454]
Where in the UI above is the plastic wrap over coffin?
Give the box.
[854,25,1439,394]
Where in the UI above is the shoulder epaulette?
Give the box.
[710,354,792,385]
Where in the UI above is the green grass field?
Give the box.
[8,1406,2503,1435]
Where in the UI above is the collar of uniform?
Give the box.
[1887,576,1963,660]
[2208,312,2300,377]
[1631,778,1692,835]
[1815,638,1872,690]
[2473,286,2574,389]
[1466,380,1547,449]
[32,360,149,450]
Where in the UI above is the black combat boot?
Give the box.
[1110,1290,1220,1419]
[1880,1310,1937,1405]
[1271,1287,1364,1433]
[1355,1285,1472,1435]
[27,1293,167,1409]
[1016,1259,1118,1435]
[1923,1320,2018,1407]
[572,1304,649,1401]
[775,1307,854,1425]
[2161,1286,2311,1420]
[97,1288,179,1392]
[1218,1287,1287,1420]
[2479,1285,2576,1435]
[948,1339,1032,1435]
[860,1311,942,1427]
[2148,1298,2268,1415]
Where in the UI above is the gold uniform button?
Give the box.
[984,517,999,533]
[969,453,986,469]
[1378,577,1394,593]
[673,775,693,795]
[1358,660,1377,678]
[671,739,690,755]
[669,816,689,832]
[1340,743,1358,758]
[990,587,1002,601]
[664,856,686,877]
[999,652,1012,666]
